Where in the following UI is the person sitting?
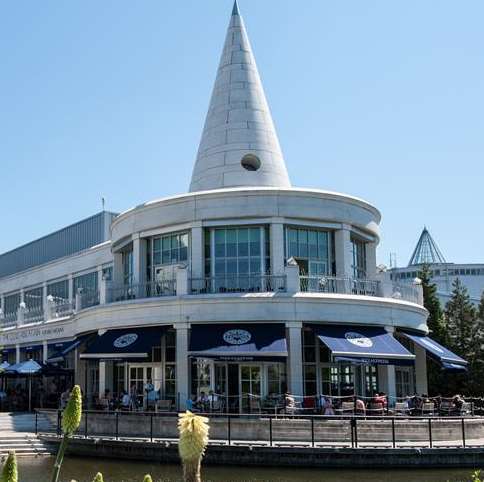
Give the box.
[355,398,366,415]
[196,391,209,411]
[145,379,158,410]
[120,390,130,410]
[452,394,464,414]
[320,396,335,415]
[284,392,298,414]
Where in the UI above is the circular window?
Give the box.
[241,154,261,171]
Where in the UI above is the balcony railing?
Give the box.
[299,275,422,305]
[107,280,176,303]
[78,289,100,310]
[23,305,44,323]
[190,274,287,295]
[51,297,74,318]
[300,276,380,297]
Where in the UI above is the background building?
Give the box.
[389,227,484,306]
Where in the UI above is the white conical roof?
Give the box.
[189,1,291,192]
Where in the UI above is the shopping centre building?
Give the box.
[389,227,484,306]
[0,2,468,411]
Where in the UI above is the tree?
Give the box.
[444,279,481,394]
[418,265,448,395]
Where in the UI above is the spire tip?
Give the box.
[232,0,240,16]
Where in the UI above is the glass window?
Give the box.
[4,293,20,321]
[122,249,133,286]
[286,227,330,276]
[351,238,367,279]
[73,271,99,308]
[24,287,43,319]
[205,227,270,292]
[47,280,68,300]
[191,359,211,397]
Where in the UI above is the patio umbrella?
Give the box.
[7,360,42,411]
[0,361,9,371]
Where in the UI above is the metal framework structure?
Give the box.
[408,227,446,266]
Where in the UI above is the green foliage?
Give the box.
[1,452,18,482]
[91,473,104,482]
[470,470,483,482]
[62,385,82,435]
[142,476,153,482]
[419,266,449,395]
[445,279,482,395]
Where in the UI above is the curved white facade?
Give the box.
[0,3,431,411]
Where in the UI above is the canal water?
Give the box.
[16,456,477,482]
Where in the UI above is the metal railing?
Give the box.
[36,408,479,450]
[108,280,176,303]
[78,289,100,309]
[300,276,380,297]
[52,297,74,317]
[23,306,44,323]
[389,282,421,304]
[190,274,287,295]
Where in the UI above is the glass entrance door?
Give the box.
[240,365,261,412]
[129,365,153,409]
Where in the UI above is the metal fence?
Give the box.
[190,274,287,295]
[300,276,380,297]
[36,409,480,449]
[108,280,176,303]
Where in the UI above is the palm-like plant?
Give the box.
[51,385,82,482]
[1,451,18,482]
[178,411,209,482]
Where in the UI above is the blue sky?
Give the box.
[0,0,482,266]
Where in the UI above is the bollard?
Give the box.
[462,418,466,448]
[269,417,273,447]
[428,418,433,448]
[391,418,396,448]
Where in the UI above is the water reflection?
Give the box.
[17,456,474,482]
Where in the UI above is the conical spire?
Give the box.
[408,227,447,266]
[189,2,291,192]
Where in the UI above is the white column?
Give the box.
[378,327,397,405]
[414,343,428,395]
[190,223,204,280]
[270,220,285,275]
[176,265,189,295]
[175,323,190,410]
[42,341,48,363]
[68,275,74,305]
[334,225,353,278]
[0,295,4,313]
[285,258,300,293]
[42,282,48,321]
[286,321,304,398]
[99,361,106,399]
[132,235,147,286]
[112,251,124,287]
[16,344,20,364]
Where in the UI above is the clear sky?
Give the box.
[0,0,482,266]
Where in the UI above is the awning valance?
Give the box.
[80,327,167,360]
[189,324,287,361]
[400,332,468,371]
[312,325,415,366]
[47,335,93,364]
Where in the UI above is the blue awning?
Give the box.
[442,362,468,372]
[189,324,287,360]
[312,325,415,366]
[80,326,167,360]
[400,332,468,370]
[47,335,93,364]
[20,344,43,352]
[6,360,42,374]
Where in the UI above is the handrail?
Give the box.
[190,274,287,295]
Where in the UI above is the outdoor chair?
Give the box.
[421,402,435,416]
[336,401,355,416]
[460,401,472,416]
[439,400,453,416]
[156,399,172,412]
[249,397,261,414]
[394,402,409,416]
[368,402,384,416]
